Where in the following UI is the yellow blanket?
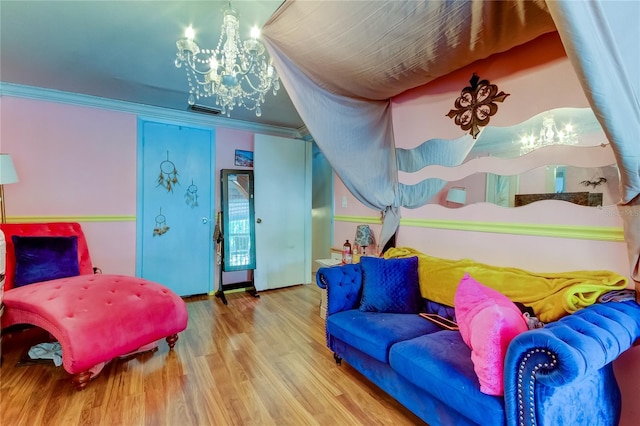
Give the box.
[384,247,629,323]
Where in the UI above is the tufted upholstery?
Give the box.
[504,301,640,426]
[0,223,189,388]
[317,262,640,426]
[506,301,640,388]
[316,264,363,316]
[2,274,188,374]
[0,223,94,291]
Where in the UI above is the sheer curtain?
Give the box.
[547,0,640,288]
[262,41,400,245]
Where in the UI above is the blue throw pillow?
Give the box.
[12,236,80,287]
[359,256,421,313]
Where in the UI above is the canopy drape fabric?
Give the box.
[262,40,401,244]
[262,0,556,246]
[546,0,640,290]
[262,0,639,284]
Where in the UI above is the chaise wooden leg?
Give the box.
[71,371,93,390]
[166,334,179,350]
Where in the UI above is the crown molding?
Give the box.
[297,125,314,141]
[0,82,303,140]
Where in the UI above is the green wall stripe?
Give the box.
[334,215,381,225]
[334,215,624,242]
[7,215,136,223]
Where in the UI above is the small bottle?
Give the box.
[342,240,352,264]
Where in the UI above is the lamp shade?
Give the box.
[0,154,18,184]
[355,224,374,247]
[446,187,467,205]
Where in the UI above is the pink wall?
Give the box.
[333,174,383,254]
[0,98,137,217]
[386,31,628,274]
[333,31,627,272]
[332,31,638,422]
[215,127,254,214]
[391,32,589,144]
[334,32,588,249]
[214,127,255,287]
[0,97,138,275]
[0,95,256,281]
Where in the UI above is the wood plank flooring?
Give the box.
[0,284,425,425]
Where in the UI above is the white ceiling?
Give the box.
[0,0,305,130]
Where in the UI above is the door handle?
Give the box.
[202,217,209,224]
[256,218,262,223]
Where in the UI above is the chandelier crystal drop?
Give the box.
[517,114,579,155]
[175,4,280,117]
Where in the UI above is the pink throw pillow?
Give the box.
[454,273,529,395]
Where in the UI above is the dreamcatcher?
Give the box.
[153,208,170,236]
[185,179,199,208]
[157,151,179,192]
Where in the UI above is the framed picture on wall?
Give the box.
[235,150,254,167]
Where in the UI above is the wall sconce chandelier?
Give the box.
[174,3,280,117]
[518,114,579,155]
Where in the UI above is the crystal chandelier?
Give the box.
[174,3,280,117]
[518,114,579,155]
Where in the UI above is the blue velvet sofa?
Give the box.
[316,260,640,426]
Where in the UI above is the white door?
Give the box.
[254,134,311,290]
[137,120,215,296]
[311,143,334,273]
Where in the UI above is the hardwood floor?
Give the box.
[0,284,424,425]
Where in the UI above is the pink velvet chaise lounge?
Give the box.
[0,222,188,390]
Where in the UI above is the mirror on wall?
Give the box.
[465,107,607,162]
[220,169,256,271]
[435,164,620,208]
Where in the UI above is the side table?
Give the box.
[314,258,342,319]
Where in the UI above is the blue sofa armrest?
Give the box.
[504,301,640,426]
[315,264,363,316]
